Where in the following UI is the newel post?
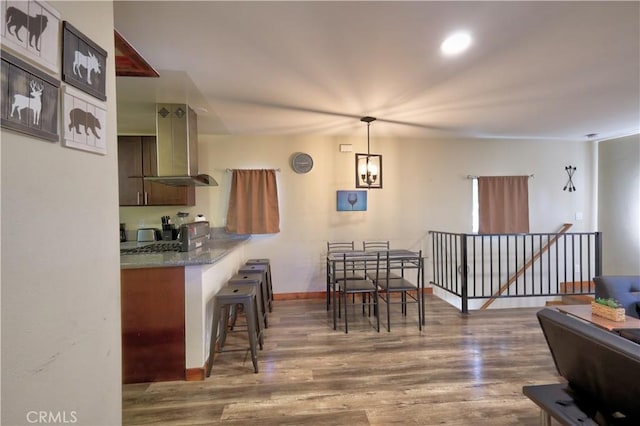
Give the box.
[594,232,602,277]
[460,233,469,314]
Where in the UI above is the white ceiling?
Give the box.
[113,1,640,141]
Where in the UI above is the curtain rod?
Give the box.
[467,174,534,179]
[226,168,281,172]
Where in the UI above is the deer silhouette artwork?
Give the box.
[11,81,44,125]
[72,50,101,85]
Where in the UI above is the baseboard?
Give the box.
[186,351,214,381]
[185,367,205,381]
[274,291,326,300]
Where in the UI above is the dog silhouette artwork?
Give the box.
[72,50,102,85]
[68,108,101,139]
[5,6,49,51]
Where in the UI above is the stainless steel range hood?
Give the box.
[144,103,218,187]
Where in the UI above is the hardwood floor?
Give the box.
[123,295,561,425]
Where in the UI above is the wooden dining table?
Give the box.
[326,249,426,328]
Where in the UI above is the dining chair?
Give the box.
[334,252,380,333]
[328,241,357,252]
[362,241,390,251]
[326,241,365,310]
[363,241,401,281]
[373,250,423,332]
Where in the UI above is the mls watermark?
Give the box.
[26,411,78,424]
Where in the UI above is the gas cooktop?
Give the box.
[120,221,210,255]
[120,241,183,254]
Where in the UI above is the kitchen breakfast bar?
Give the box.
[120,231,250,383]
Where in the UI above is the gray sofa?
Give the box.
[593,275,640,318]
[594,275,640,344]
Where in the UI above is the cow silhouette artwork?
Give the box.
[72,51,101,85]
[11,81,44,125]
[68,108,101,139]
[5,6,48,51]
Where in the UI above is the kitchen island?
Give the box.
[120,231,250,383]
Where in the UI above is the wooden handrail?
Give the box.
[480,223,573,310]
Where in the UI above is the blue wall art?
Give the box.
[337,190,367,211]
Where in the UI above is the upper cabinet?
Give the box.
[118,136,195,206]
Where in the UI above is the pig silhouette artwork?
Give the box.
[72,50,101,85]
[68,108,101,139]
[5,6,49,51]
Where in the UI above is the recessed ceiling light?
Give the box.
[441,31,472,56]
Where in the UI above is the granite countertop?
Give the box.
[120,231,250,269]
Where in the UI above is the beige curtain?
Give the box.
[226,169,280,234]
[478,176,529,234]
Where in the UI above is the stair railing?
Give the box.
[429,227,601,313]
[480,223,573,310]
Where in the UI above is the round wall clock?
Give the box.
[291,152,313,174]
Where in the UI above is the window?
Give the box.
[472,178,479,233]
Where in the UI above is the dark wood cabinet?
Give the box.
[117,136,195,206]
[121,267,186,383]
[118,136,145,205]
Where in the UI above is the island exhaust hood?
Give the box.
[144,103,218,187]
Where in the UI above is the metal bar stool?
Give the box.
[228,273,268,329]
[206,284,264,375]
[238,263,271,316]
[245,258,273,312]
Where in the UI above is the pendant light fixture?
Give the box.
[355,116,382,189]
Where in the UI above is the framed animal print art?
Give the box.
[61,85,107,155]
[62,21,107,101]
[1,49,59,141]
[0,0,61,74]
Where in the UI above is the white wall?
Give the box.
[598,134,640,274]
[186,134,593,296]
[1,2,121,425]
[120,131,595,308]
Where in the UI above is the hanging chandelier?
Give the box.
[355,116,382,189]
